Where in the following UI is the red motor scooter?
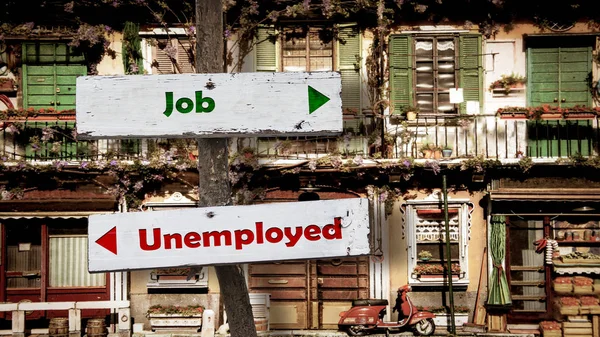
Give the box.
[338,285,436,336]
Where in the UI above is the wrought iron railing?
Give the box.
[0,114,597,162]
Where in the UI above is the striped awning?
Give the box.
[0,211,113,219]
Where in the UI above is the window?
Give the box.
[3,218,108,306]
[140,28,195,74]
[256,25,362,114]
[414,37,456,114]
[281,28,333,72]
[49,224,105,287]
[150,38,195,74]
[390,33,482,117]
[402,195,472,287]
[143,192,208,290]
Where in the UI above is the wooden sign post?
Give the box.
[88,199,370,272]
[75,72,342,139]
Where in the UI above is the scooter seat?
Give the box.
[351,299,389,306]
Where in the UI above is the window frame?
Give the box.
[412,35,459,116]
[143,192,208,290]
[389,32,482,119]
[279,27,336,72]
[2,218,110,319]
[402,196,472,287]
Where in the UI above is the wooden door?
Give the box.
[528,46,592,108]
[23,64,86,111]
[249,261,309,329]
[313,257,369,329]
[527,45,593,157]
[248,257,369,330]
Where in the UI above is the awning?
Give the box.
[490,190,600,214]
[490,189,600,201]
[0,211,113,219]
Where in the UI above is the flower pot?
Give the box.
[406,111,417,121]
[433,150,442,159]
[421,150,432,159]
[419,257,431,262]
[442,149,452,158]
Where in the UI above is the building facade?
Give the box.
[0,8,598,335]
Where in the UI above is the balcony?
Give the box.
[0,112,597,164]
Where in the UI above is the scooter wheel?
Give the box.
[412,318,435,336]
[346,325,369,336]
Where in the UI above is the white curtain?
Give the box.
[49,236,105,287]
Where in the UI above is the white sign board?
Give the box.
[76,72,342,139]
[88,198,370,272]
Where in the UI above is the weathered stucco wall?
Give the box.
[387,189,487,319]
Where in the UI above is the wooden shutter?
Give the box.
[459,34,482,114]
[255,26,277,72]
[177,39,195,73]
[528,46,592,108]
[153,38,195,74]
[153,39,175,74]
[23,64,86,110]
[389,35,413,114]
[337,25,361,115]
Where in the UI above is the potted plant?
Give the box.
[420,143,438,159]
[442,145,452,158]
[489,73,527,95]
[391,105,420,122]
[418,250,433,261]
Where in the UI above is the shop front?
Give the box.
[488,176,600,333]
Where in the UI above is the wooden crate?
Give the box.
[574,285,593,294]
[554,283,574,294]
[560,306,580,315]
[541,329,561,337]
[563,321,592,335]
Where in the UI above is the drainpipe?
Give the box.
[443,174,456,335]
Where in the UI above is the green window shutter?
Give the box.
[459,34,482,114]
[23,64,86,110]
[255,26,277,72]
[528,46,592,108]
[337,25,361,115]
[22,42,85,64]
[389,35,413,114]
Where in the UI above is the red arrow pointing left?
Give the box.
[96,226,117,255]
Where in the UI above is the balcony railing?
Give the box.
[0,114,597,163]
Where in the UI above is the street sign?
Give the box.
[76,71,342,139]
[88,198,370,272]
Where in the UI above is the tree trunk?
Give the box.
[196,1,258,337]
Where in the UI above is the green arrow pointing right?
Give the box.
[308,85,331,114]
